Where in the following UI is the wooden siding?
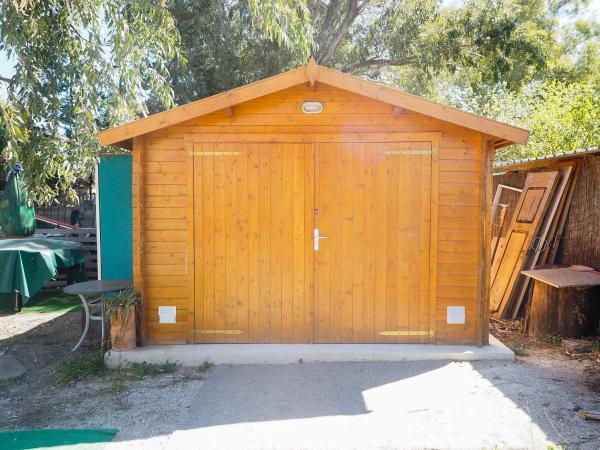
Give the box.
[135,82,485,345]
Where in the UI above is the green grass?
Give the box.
[0,290,81,314]
[55,352,105,385]
[509,344,530,357]
[54,354,185,388]
[197,360,214,373]
[592,341,600,352]
[111,380,126,393]
[129,361,178,379]
[547,334,562,346]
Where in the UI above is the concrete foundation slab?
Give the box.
[105,335,513,368]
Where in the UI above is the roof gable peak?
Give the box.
[99,60,529,148]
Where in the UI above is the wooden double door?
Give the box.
[191,138,436,343]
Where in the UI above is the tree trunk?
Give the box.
[316,0,366,65]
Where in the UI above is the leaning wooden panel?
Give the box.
[511,165,574,319]
[490,171,559,318]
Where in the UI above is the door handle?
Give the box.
[313,228,328,252]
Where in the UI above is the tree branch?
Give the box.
[318,0,368,65]
[313,0,340,58]
[0,75,14,84]
[343,57,412,72]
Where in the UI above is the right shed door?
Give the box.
[314,141,435,343]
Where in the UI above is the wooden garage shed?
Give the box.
[99,60,529,346]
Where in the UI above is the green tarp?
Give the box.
[0,163,36,237]
[0,238,85,304]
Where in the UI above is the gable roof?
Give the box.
[98,59,529,149]
[494,146,600,173]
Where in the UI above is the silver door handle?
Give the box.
[313,228,328,251]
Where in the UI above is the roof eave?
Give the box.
[98,60,529,148]
[98,66,309,147]
[493,146,600,173]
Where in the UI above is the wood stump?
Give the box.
[528,280,600,338]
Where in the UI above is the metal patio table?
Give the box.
[63,279,132,351]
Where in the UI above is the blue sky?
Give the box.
[1,1,599,98]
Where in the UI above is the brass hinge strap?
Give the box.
[189,151,241,156]
[383,150,435,155]
[378,330,433,336]
[193,329,245,335]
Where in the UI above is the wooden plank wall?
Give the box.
[136,82,485,345]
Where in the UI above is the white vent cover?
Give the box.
[159,306,177,324]
[447,306,466,324]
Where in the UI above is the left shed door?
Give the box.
[192,142,315,343]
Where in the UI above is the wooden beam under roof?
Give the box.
[392,106,404,116]
[224,106,235,117]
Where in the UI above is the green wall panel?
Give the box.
[98,155,132,280]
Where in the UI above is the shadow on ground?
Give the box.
[181,362,443,424]
[2,303,600,449]
[0,292,102,430]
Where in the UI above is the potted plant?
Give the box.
[106,287,141,351]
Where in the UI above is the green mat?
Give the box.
[0,428,118,450]
[0,291,81,314]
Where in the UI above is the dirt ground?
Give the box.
[0,309,206,433]
[1,306,600,449]
[490,317,600,392]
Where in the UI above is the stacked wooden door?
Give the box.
[191,139,435,343]
[490,171,559,316]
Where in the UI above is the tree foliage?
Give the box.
[247,0,313,55]
[0,0,598,202]
[0,0,183,204]
[479,74,600,161]
[0,101,6,152]
[0,0,319,203]
[449,7,600,161]
[167,0,305,105]
[169,0,593,102]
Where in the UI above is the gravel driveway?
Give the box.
[3,308,600,449]
[106,360,600,450]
